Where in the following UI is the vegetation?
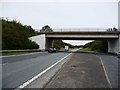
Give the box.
[2,51,33,56]
[53,40,63,50]
[53,40,83,50]
[2,18,39,50]
[62,42,83,48]
[2,18,107,52]
[83,40,108,53]
[40,25,53,32]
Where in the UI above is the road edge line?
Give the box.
[15,53,72,89]
[95,55,112,88]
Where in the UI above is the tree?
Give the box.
[83,40,108,53]
[1,18,39,50]
[40,25,53,32]
[53,40,63,50]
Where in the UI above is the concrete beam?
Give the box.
[46,34,118,39]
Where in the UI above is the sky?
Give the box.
[1,0,119,45]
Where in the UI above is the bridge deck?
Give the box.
[37,31,119,40]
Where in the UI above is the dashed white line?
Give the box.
[15,53,72,90]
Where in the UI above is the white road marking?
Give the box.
[95,55,112,88]
[15,53,72,90]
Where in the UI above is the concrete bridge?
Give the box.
[29,28,120,54]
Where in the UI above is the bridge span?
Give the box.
[40,31,119,40]
[30,29,120,54]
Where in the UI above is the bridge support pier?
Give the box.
[45,39,53,50]
[108,39,119,54]
[108,34,120,54]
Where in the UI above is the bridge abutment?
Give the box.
[29,34,46,50]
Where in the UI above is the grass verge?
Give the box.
[1,51,38,56]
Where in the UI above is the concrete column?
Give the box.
[45,39,53,50]
[108,39,119,54]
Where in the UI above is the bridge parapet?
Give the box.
[36,28,107,32]
[37,28,120,34]
[52,28,107,32]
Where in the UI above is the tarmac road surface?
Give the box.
[2,52,70,88]
[45,51,118,88]
[2,49,119,88]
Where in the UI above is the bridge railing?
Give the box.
[52,28,107,32]
[36,28,120,33]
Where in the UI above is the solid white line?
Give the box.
[16,53,72,89]
[95,55,112,88]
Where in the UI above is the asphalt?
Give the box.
[2,49,119,89]
[44,52,110,88]
[95,54,119,88]
[2,52,49,64]
[2,52,70,88]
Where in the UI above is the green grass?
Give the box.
[1,51,36,56]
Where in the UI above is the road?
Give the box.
[95,54,119,88]
[2,49,119,88]
[2,52,71,88]
[45,52,110,88]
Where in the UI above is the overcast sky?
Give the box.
[1,0,119,45]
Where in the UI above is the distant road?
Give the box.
[2,52,71,88]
